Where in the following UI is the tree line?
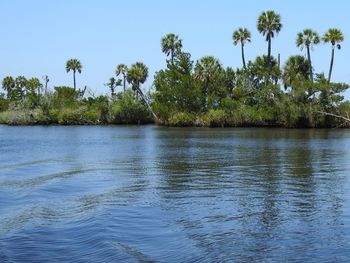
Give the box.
[1,10,349,127]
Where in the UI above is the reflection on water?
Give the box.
[1,126,350,262]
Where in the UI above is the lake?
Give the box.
[0,125,350,262]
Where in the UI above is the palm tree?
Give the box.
[126,62,148,97]
[105,77,122,97]
[42,75,49,95]
[257,10,282,67]
[282,55,310,89]
[116,64,128,94]
[65,59,82,90]
[2,76,15,93]
[322,28,344,83]
[26,77,42,95]
[161,33,183,64]
[126,62,158,120]
[194,56,222,108]
[233,28,251,68]
[296,29,320,82]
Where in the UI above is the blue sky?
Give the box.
[1,0,349,98]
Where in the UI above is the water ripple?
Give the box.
[1,126,350,262]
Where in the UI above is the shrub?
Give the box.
[57,108,83,125]
[111,91,153,124]
[168,112,196,127]
[0,109,49,125]
[203,109,228,127]
[0,94,9,112]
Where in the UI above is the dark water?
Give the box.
[1,126,350,262]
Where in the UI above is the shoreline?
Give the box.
[1,122,348,129]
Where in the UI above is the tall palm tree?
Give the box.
[161,33,183,64]
[65,59,82,90]
[233,28,251,68]
[296,29,320,82]
[116,64,128,94]
[194,56,222,108]
[126,62,148,96]
[257,10,282,67]
[322,28,344,83]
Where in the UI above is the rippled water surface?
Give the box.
[1,125,350,262]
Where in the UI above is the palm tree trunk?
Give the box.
[328,46,335,83]
[274,53,281,86]
[241,43,246,69]
[267,36,271,62]
[136,81,139,99]
[306,46,313,82]
[267,35,272,72]
[136,88,158,121]
[123,74,126,94]
[171,49,174,64]
[44,76,48,96]
[73,71,76,91]
[204,82,208,109]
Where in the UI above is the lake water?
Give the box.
[0,126,350,262]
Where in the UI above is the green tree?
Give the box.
[26,77,43,108]
[296,29,320,82]
[65,59,82,90]
[194,56,223,109]
[282,55,310,89]
[161,33,183,64]
[105,77,122,97]
[153,52,202,121]
[322,28,344,83]
[2,76,15,94]
[233,28,251,68]
[116,64,128,94]
[26,77,42,95]
[126,62,148,97]
[257,10,282,67]
[247,55,281,87]
[2,76,24,101]
[13,76,27,101]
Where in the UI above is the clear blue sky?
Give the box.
[1,0,349,98]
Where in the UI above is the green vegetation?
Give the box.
[0,11,349,127]
[233,28,251,68]
[322,28,344,83]
[66,59,82,91]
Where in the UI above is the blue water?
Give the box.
[1,126,350,262]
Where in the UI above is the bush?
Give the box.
[111,91,153,124]
[57,108,83,125]
[51,86,80,110]
[56,108,99,125]
[0,94,9,112]
[168,112,196,127]
[83,96,110,123]
[0,109,49,125]
[203,109,228,127]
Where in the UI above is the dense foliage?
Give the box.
[1,11,349,127]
